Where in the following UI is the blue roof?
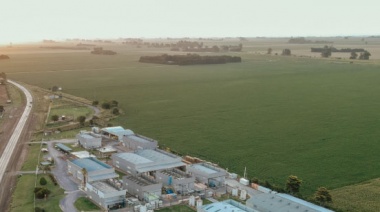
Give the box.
[202,200,255,212]
[71,157,112,172]
[56,143,72,152]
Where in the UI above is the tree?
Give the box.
[314,187,332,206]
[267,48,272,55]
[349,51,358,59]
[0,105,4,113]
[39,177,47,185]
[34,207,45,212]
[34,187,51,199]
[101,102,111,109]
[285,175,302,194]
[51,115,59,122]
[92,100,99,106]
[77,116,86,125]
[112,108,119,115]
[359,51,371,60]
[51,86,58,92]
[321,45,332,58]
[110,100,118,107]
[282,49,291,56]
[81,168,88,187]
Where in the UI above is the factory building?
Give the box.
[156,169,195,195]
[76,131,102,149]
[123,175,162,201]
[122,133,158,150]
[100,126,134,141]
[111,149,185,175]
[67,157,118,182]
[186,163,227,187]
[200,199,257,212]
[246,193,334,212]
[86,179,127,210]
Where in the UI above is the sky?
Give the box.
[0,0,379,44]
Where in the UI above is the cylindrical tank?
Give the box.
[239,178,249,186]
[189,195,195,207]
[196,199,203,209]
[240,189,247,200]
[232,188,238,196]
[140,205,147,212]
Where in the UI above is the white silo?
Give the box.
[232,188,238,196]
[189,195,195,207]
[240,189,247,200]
[196,199,203,211]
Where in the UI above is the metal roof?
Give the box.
[189,163,219,174]
[247,193,334,212]
[88,172,119,182]
[114,152,153,164]
[71,157,112,172]
[126,135,151,143]
[101,126,134,138]
[91,181,120,193]
[56,143,72,152]
[202,200,256,212]
[136,149,178,162]
[71,151,96,158]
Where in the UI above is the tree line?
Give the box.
[311,47,365,53]
[139,54,242,65]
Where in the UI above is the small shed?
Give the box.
[55,143,72,153]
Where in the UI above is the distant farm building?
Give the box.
[77,131,102,149]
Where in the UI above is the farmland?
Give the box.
[2,37,380,203]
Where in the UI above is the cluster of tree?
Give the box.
[311,47,365,53]
[66,39,113,43]
[0,54,10,60]
[40,46,89,50]
[139,54,242,65]
[289,37,333,44]
[42,39,57,43]
[34,187,51,199]
[76,43,96,47]
[251,175,333,206]
[94,100,119,115]
[317,46,371,59]
[282,49,291,56]
[91,47,116,55]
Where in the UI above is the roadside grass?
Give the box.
[21,143,44,171]
[10,175,34,212]
[47,99,93,126]
[74,197,101,211]
[35,175,65,212]
[6,83,23,106]
[156,204,195,212]
[330,178,380,212]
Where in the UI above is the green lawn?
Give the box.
[11,174,64,212]
[74,197,101,211]
[3,41,380,201]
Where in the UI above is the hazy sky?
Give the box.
[1,0,379,44]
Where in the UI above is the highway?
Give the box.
[0,80,33,184]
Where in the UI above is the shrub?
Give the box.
[35,207,45,212]
[101,102,111,109]
[92,100,99,106]
[51,115,59,122]
[39,177,47,185]
[34,187,51,199]
[112,108,119,115]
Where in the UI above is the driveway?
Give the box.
[47,139,85,212]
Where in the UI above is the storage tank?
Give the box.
[232,188,238,196]
[240,178,249,186]
[240,189,247,200]
[229,173,238,179]
[196,199,203,210]
[140,205,147,212]
[189,195,195,207]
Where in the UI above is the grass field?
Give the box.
[330,178,380,212]
[2,38,380,205]
[74,197,101,211]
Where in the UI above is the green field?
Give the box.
[2,39,380,200]
[74,197,101,211]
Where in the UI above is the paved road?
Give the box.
[0,80,33,185]
[47,139,85,212]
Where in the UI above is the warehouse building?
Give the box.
[122,133,158,150]
[77,131,102,149]
[200,199,257,212]
[123,175,162,201]
[100,126,134,141]
[86,179,127,210]
[246,193,334,212]
[68,157,118,183]
[112,149,185,175]
[187,163,227,187]
[156,169,195,195]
